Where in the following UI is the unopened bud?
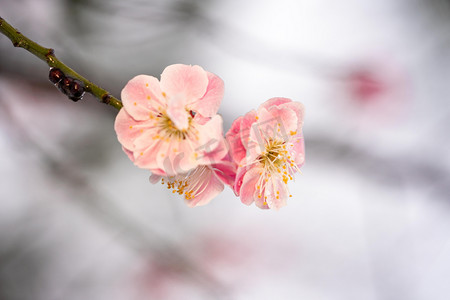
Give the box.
[58,76,73,95]
[49,68,64,84]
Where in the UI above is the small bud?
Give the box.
[49,68,64,84]
[58,77,72,95]
[69,79,85,99]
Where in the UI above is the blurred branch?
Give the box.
[0,16,123,110]
[307,134,450,200]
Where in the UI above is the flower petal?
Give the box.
[149,174,162,184]
[195,115,226,165]
[193,113,211,125]
[197,137,229,168]
[185,167,224,207]
[122,146,135,162]
[226,116,247,165]
[239,167,261,206]
[121,75,164,120]
[258,97,292,110]
[280,101,305,127]
[255,197,270,209]
[292,131,305,168]
[172,139,199,174]
[189,72,224,117]
[256,106,298,140]
[264,177,289,210]
[211,156,237,189]
[156,140,178,176]
[114,108,152,151]
[133,139,165,171]
[150,168,167,176]
[240,110,257,149]
[166,95,189,130]
[233,166,247,196]
[133,126,161,153]
[160,64,208,103]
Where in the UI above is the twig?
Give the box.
[0,16,123,110]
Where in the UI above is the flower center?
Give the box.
[154,110,196,141]
[254,138,301,205]
[260,139,288,171]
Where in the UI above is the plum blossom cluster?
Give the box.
[114,64,305,210]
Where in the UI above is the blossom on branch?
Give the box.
[114,64,305,209]
[114,64,227,177]
[226,98,305,210]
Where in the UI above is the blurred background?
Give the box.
[1,0,450,299]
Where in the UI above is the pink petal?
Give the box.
[255,106,298,140]
[122,146,135,162]
[240,110,257,149]
[280,101,305,127]
[292,131,305,168]
[211,157,237,189]
[245,137,263,166]
[166,95,189,130]
[133,139,165,171]
[133,127,159,151]
[121,75,164,121]
[239,167,261,206]
[167,141,200,175]
[149,174,162,184]
[114,108,152,151]
[133,133,183,176]
[185,167,224,207]
[197,137,229,167]
[161,138,207,176]
[258,97,292,110]
[264,177,288,210]
[155,140,178,176]
[160,64,208,103]
[172,139,199,174]
[226,116,246,165]
[233,166,248,196]
[255,197,270,209]
[189,72,224,118]
[193,113,211,125]
[195,115,226,165]
[150,168,167,176]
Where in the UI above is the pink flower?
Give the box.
[150,152,236,207]
[114,64,226,177]
[226,98,305,210]
[348,69,386,101]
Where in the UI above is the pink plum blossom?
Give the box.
[344,61,408,126]
[114,64,227,177]
[226,97,305,210]
[150,152,236,207]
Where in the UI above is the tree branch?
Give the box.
[0,16,123,110]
